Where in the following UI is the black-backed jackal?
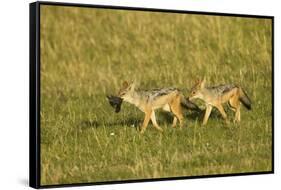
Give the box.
[188,78,251,125]
[117,81,199,134]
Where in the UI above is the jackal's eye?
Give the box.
[192,91,196,95]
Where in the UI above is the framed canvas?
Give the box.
[29,1,274,188]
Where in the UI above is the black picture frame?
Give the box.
[30,1,274,189]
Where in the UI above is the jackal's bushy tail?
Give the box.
[180,96,200,111]
[239,88,251,110]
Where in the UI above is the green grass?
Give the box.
[40,5,272,185]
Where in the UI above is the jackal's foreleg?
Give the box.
[203,105,213,125]
[140,109,152,134]
[150,111,163,132]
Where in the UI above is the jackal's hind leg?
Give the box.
[172,117,177,128]
[229,97,241,123]
[170,97,184,128]
[150,111,163,132]
[140,109,152,134]
[234,106,241,123]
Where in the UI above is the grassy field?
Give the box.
[40,5,273,185]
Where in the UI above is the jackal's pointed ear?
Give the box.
[129,81,136,91]
[201,77,206,88]
[194,78,201,85]
[122,81,129,88]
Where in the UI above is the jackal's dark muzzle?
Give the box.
[106,95,123,113]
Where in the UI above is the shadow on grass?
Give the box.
[186,108,234,120]
[185,110,204,121]
[79,110,208,130]
[79,117,143,129]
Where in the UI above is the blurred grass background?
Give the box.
[40,5,272,185]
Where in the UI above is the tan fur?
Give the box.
[117,81,186,133]
[189,78,251,125]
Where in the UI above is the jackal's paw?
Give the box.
[157,128,164,132]
[233,119,241,124]
[139,126,146,134]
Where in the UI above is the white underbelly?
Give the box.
[162,104,171,112]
